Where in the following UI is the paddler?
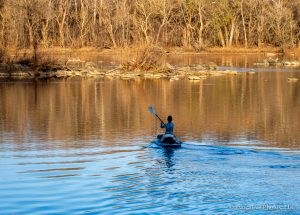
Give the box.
[160,115,174,135]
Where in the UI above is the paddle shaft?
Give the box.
[148,106,166,126]
[155,114,166,126]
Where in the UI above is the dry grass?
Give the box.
[206,46,280,54]
[122,45,166,71]
[3,50,62,72]
[6,45,299,57]
[0,48,7,63]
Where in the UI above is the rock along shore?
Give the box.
[0,61,243,81]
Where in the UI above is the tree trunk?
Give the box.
[58,24,65,47]
[155,23,165,44]
[93,0,97,41]
[183,27,191,47]
[28,25,34,49]
[41,21,49,48]
[108,22,117,48]
[198,6,204,46]
[229,18,236,47]
[241,0,248,48]
[218,29,225,48]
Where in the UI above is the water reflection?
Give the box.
[54,51,300,69]
[0,72,300,149]
[160,148,175,170]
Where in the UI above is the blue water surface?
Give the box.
[0,138,299,215]
[0,75,300,214]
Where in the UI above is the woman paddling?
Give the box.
[157,115,175,142]
[160,115,174,135]
[148,107,182,146]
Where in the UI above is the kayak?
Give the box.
[155,140,182,147]
[154,134,182,147]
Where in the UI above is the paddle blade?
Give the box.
[148,106,156,115]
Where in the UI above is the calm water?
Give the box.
[1,55,300,214]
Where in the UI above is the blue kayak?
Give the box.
[155,134,182,147]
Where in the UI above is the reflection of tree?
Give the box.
[0,72,299,149]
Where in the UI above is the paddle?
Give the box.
[148,106,166,126]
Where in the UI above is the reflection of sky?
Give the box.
[219,66,300,72]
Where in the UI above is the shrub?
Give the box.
[123,45,166,71]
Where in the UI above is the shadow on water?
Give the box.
[147,141,181,172]
[160,147,176,170]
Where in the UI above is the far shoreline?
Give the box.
[1,45,299,81]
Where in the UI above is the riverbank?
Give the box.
[1,46,300,81]
[0,60,242,80]
[4,45,300,56]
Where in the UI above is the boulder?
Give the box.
[165,63,175,71]
[120,73,139,80]
[85,62,99,70]
[0,72,9,78]
[12,64,30,71]
[208,62,218,70]
[221,70,238,75]
[288,78,298,83]
[169,76,179,81]
[283,61,300,66]
[10,72,30,77]
[188,75,206,81]
[143,73,162,79]
[207,71,224,77]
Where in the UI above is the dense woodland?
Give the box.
[0,0,300,50]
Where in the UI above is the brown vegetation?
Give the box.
[122,46,167,71]
[0,0,300,51]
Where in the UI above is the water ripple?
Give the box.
[1,141,300,214]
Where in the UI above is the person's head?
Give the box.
[167,115,173,122]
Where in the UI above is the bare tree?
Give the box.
[54,0,69,47]
[135,0,155,45]
[153,0,176,44]
[0,0,299,49]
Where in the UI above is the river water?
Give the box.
[0,54,300,214]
